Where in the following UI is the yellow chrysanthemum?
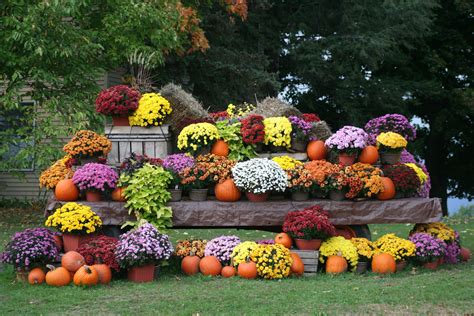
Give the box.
[411,223,456,242]
[376,132,407,150]
[231,241,259,267]
[177,123,219,153]
[351,238,376,260]
[404,163,428,184]
[373,233,415,261]
[129,93,172,127]
[263,117,292,148]
[319,236,359,270]
[272,156,303,171]
[250,244,292,279]
[45,202,102,234]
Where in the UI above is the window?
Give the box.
[0,101,35,171]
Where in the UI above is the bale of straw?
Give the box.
[309,121,333,141]
[160,83,209,133]
[252,97,302,118]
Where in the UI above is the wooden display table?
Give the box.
[45,197,442,228]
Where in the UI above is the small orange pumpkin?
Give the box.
[221,266,236,278]
[275,232,292,249]
[111,186,127,202]
[377,177,396,200]
[199,256,222,276]
[290,252,304,276]
[181,255,201,276]
[237,260,258,279]
[92,264,112,284]
[215,179,241,202]
[73,265,99,286]
[211,140,229,157]
[306,140,327,160]
[372,253,396,274]
[28,268,46,285]
[45,265,71,287]
[55,179,79,201]
[61,251,85,273]
[325,255,348,274]
[358,146,379,164]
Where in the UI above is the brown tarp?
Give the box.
[45,197,443,227]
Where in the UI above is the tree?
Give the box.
[155,0,281,109]
[0,0,208,171]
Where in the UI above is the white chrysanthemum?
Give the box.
[231,158,287,194]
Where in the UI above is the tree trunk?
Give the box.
[425,118,449,216]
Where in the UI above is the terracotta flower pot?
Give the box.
[380,152,401,165]
[438,256,445,265]
[112,116,130,126]
[295,238,322,250]
[245,192,270,202]
[291,191,309,201]
[355,261,369,274]
[423,260,439,270]
[62,233,90,252]
[189,189,208,201]
[127,264,155,283]
[85,191,102,202]
[338,153,357,166]
[329,190,346,201]
[396,260,407,272]
[169,189,182,202]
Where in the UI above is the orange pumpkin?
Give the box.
[45,265,71,287]
[61,251,85,272]
[199,256,222,276]
[73,265,99,286]
[325,255,348,274]
[306,140,327,160]
[275,232,292,249]
[377,177,396,200]
[221,266,236,278]
[215,179,241,202]
[28,268,46,285]
[372,253,396,274]
[237,261,258,279]
[55,179,79,201]
[92,264,112,284]
[211,140,229,157]
[460,247,471,262]
[290,252,304,276]
[111,186,127,202]
[181,255,201,276]
[358,146,379,164]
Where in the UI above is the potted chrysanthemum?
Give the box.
[115,223,173,282]
[232,158,287,202]
[409,233,447,270]
[376,132,408,164]
[162,154,195,201]
[72,163,119,201]
[325,126,368,166]
[282,205,336,250]
[45,202,103,252]
[95,85,141,126]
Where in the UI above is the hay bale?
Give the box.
[252,97,302,118]
[309,121,333,141]
[160,83,209,133]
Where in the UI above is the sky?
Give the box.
[448,198,471,214]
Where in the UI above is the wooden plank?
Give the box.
[131,142,143,155]
[292,250,319,260]
[303,265,318,272]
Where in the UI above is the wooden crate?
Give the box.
[105,125,173,165]
[292,250,319,276]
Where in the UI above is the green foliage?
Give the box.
[123,164,173,231]
[455,204,474,218]
[215,119,256,161]
[0,0,203,171]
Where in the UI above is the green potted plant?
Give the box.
[215,119,257,160]
[123,164,173,231]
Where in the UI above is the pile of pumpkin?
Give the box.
[27,251,112,287]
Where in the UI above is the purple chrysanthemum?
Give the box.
[162,154,195,174]
[365,114,416,145]
[72,163,118,192]
[409,233,447,263]
[325,126,368,153]
[204,235,241,264]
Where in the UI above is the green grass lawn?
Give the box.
[0,207,473,315]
